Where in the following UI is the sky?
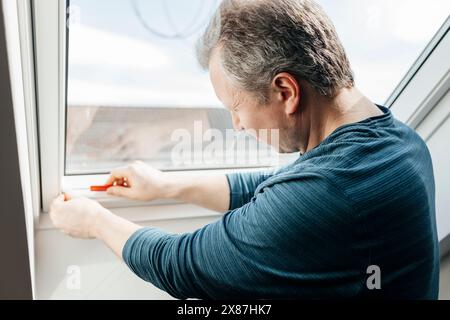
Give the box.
[67,0,450,108]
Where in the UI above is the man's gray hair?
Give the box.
[197,0,355,103]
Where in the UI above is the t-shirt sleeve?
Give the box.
[226,169,274,210]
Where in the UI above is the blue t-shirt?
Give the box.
[123,106,439,299]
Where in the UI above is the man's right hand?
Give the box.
[106,160,231,212]
[106,161,170,201]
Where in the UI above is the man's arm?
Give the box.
[94,210,143,259]
[105,161,273,212]
[165,170,274,211]
[225,170,274,210]
[164,173,231,212]
[49,195,142,259]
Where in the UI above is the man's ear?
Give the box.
[272,73,301,115]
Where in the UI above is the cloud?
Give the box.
[68,79,221,108]
[67,24,222,107]
[68,25,170,70]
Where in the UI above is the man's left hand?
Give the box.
[49,195,109,239]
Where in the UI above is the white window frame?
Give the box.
[33,0,290,215]
[385,17,450,245]
[386,17,450,128]
[387,17,450,245]
[7,0,41,224]
[33,0,65,213]
[3,0,41,297]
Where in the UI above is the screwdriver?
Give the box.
[90,184,114,192]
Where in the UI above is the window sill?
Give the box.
[37,202,224,231]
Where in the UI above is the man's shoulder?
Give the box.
[254,163,340,197]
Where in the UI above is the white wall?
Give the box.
[35,206,219,300]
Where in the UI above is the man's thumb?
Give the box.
[63,193,72,201]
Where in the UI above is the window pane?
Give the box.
[65,0,449,175]
[66,0,274,175]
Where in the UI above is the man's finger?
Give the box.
[52,194,65,206]
[106,186,132,198]
[105,167,130,185]
[49,194,65,219]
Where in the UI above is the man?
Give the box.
[50,0,439,299]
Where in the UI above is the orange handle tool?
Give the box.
[90,184,114,192]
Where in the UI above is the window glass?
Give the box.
[317,0,450,103]
[66,0,275,174]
